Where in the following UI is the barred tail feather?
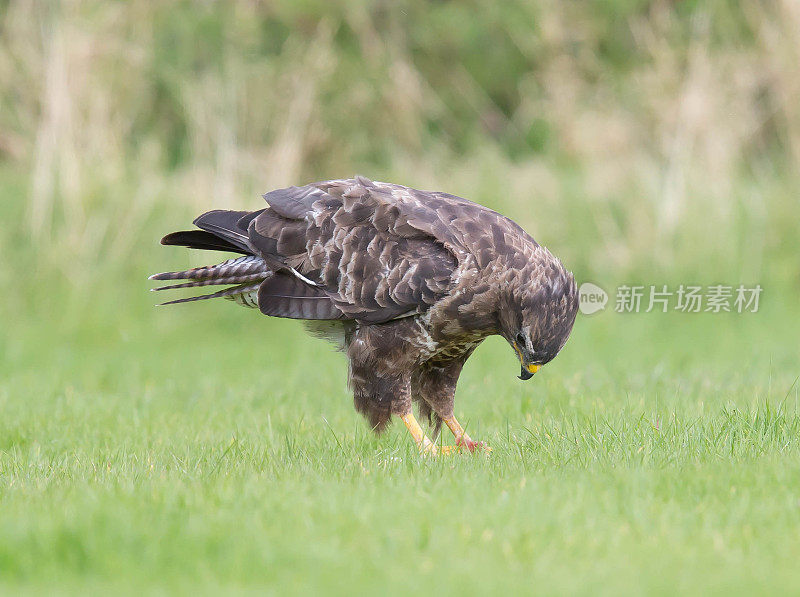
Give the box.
[150,255,270,307]
[157,283,262,306]
[149,255,267,282]
[151,273,267,292]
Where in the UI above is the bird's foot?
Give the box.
[443,416,492,453]
[401,411,491,457]
[421,440,492,456]
[456,437,492,453]
[421,443,458,456]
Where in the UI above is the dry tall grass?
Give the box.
[1,0,798,285]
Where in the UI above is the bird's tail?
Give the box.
[149,255,271,307]
[151,209,273,307]
[152,208,342,318]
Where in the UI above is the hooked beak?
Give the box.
[518,362,541,380]
[513,342,541,381]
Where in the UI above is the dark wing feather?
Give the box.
[262,185,329,219]
[258,272,344,320]
[236,209,266,231]
[193,210,252,253]
[160,230,249,254]
[248,176,459,324]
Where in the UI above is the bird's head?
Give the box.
[499,250,579,380]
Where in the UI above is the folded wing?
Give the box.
[248,176,459,324]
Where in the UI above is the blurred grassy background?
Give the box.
[2,0,799,373]
[2,1,800,593]
[2,0,800,287]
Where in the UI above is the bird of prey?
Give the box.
[151,176,578,454]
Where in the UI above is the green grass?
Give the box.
[3,1,800,591]
[2,265,800,594]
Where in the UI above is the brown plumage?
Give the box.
[151,176,579,454]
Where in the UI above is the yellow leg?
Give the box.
[399,411,459,456]
[399,411,434,453]
[444,416,492,453]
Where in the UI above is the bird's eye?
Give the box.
[515,332,526,347]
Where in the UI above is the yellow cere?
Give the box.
[525,363,541,374]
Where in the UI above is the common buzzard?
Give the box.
[151,177,578,454]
